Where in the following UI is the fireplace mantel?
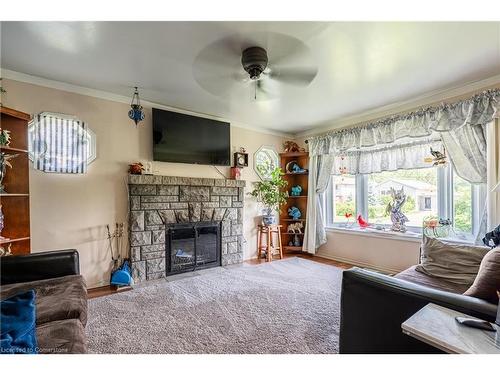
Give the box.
[128,174,246,282]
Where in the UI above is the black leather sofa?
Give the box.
[339,268,498,354]
[1,250,88,353]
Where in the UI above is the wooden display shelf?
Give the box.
[283,246,303,251]
[0,236,31,244]
[1,106,31,255]
[279,149,309,253]
[0,146,29,153]
[279,152,309,157]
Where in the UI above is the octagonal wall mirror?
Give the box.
[254,145,279,180]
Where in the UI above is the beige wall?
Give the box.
[2,78,287,288]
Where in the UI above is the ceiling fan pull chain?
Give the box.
[254,80,257,100]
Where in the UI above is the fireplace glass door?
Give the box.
[166,223,221,276]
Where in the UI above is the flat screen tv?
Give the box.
[152,108,230,166]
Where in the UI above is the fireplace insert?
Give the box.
[165,222,221,275]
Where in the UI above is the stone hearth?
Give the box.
[128,175,245,282]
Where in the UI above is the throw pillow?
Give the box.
[463,249,500,304]
[0,290,38,354]
[415,236,490,286]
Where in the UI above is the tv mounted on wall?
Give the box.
[152,108,230,166]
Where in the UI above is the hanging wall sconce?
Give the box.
[128,87,145,126]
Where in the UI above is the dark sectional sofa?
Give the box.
[339,266,498,353]
[0,250,88,354]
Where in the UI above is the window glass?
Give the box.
[331,175,356,223]
[453,173,472,233]
[367,169,437,228]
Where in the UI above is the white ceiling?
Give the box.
[1,21,499,135]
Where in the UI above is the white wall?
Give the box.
[2,78,288,288]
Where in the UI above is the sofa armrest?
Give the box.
[339,267,497,354]
[1,249,80,285]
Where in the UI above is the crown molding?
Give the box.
[295,74,500,139]
[0,68,293,138]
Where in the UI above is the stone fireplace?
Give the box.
[128,175,245,282]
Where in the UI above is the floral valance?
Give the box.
[308,89,499,157]
[331,137,443,176]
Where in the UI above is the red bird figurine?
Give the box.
[357,214,369,228]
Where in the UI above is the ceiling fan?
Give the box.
[193,33,318,101]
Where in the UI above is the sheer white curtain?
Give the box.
[303,154,335,253]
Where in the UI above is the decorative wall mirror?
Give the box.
[254,145,279,180]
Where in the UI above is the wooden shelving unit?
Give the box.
[279,151,309,253]
[0,106,31,256]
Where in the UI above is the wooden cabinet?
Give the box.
[279,152,309,253]
[0,106,31,255]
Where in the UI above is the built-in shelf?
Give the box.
[0,236,31,245]
[0,146,29,153]
[283,246,302,251]
[280,150,308,254]
[0,193,30,197]
[279,152,309,157]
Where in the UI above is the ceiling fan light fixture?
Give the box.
[241,46,268,80]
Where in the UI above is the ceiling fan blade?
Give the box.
[267,66,318,86]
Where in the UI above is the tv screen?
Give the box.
[152,108,230,166]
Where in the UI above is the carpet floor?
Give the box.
[86,257,343,354]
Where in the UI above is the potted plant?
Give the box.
[250,166,288,225]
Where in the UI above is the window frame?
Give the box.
[325,164,484,241]
[28,112,97,166]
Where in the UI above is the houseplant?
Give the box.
[250,166,288,225]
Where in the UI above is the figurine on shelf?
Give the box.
[283,141,305,153]
[344,212,353,227]
[0,204,7,241]
[291,163,307,174]
[290,185,302,196]
[293,234,301,247]
[386,187,409,233]
[0,128,11,146]
[288,206,302,220]
[357,214,369,228]
[230,166,241,180]
[285,160,308,174]
[287,222,303,233]
[0,243,12,257]
[128,162,144,175]
[0,152,19,194]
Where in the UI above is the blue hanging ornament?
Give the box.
[128,87,145,126]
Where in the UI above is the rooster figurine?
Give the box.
[357,214,369,228]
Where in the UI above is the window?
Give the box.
[28,112,96,173]
[329,175,356,223]
[326,165,485,240]
[367,169,437,229]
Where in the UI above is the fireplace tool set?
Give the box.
[107,223,132,288]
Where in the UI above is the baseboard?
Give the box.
[314,253,402,275]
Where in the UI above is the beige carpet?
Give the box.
[86,257,343,354]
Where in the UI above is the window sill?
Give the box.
[326,226,422,243]
[325,226,475,245]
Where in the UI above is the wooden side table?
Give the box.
[257,224,283,262]
[402,303,500,354]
